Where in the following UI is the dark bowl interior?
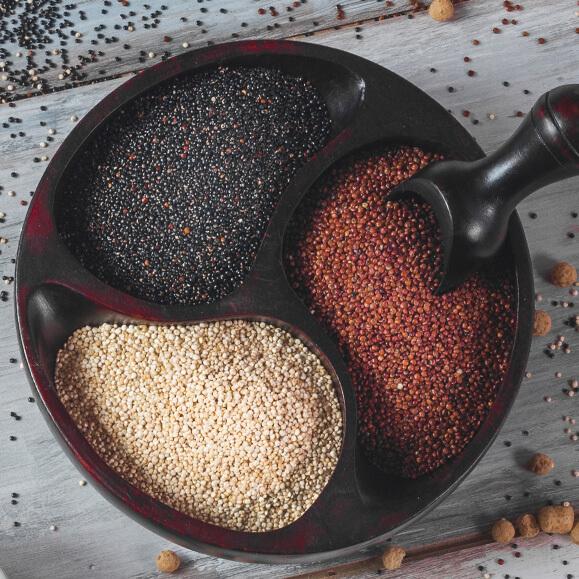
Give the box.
[16,40,533,564]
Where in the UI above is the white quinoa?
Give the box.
[55,321,342,532]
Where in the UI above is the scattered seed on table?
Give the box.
[57,66,331,305]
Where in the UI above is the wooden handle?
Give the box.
[472,84,579,212]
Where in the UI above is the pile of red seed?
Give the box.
[285,146,516,478]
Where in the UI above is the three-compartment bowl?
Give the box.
[16,40,533,563]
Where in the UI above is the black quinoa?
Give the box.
[56,66,331,305]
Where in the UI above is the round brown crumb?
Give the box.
[156,550,181,573]
[537,504,575,534]
[533,310,552,336]
[516,513,540,538]
[550,261,577,287]
[428,0,454,21]
[571,521,579,544]
[491,518,515,544]
[382,546,406,570]
[527,452,555,475]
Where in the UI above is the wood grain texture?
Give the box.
[297,532,579,578]
[1,1,579,578]
[0,0,432,100]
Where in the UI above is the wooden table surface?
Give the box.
[1,1,578,578]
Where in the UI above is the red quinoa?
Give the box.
[285,147,516,478]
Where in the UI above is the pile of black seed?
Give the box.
[56,65,331,305]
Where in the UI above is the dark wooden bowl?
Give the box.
[15,40,533,564]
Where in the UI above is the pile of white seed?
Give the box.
[55,321,342,532]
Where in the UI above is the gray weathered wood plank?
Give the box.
[297,532,579,578]
[1,0,579,578]
[0,0,433,100]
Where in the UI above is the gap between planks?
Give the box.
[293,534,489,578]
[0,0,438,102]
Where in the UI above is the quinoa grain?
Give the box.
[285,147,515,477]
[55,322,342,532]
[57,66,331,306]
